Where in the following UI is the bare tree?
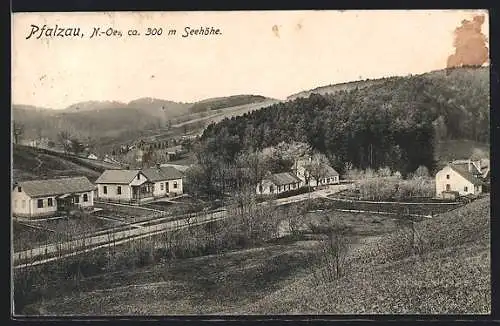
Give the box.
[304,152,330,187]
[57,131,72,153]
[315,217,352,282]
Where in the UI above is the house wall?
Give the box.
[151,179,182,197]
[12,188,34,216]
[97,183,133,201]
[12,189,94,218]
[435,166,480,198]
[73,191,94,208]
[257,179,276,195]
[256,180,302,195]
[168,178,183,195]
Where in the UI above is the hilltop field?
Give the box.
[21,196,490,315]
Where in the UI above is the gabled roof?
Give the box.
[449,165,484,186]
[266,172,302,186]
[95,169,140,184]
[141,166,184,182]
[13,177,96,198]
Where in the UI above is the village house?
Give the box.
[87,153,99,160]
[435,158,486,199]
[295,157,340,187]
[12,176,96,218]
[95,166,183,203]
[141,166,184,197]
[257,172,302,195]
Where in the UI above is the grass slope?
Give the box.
[12,145,102,182]
[243,196,491,314]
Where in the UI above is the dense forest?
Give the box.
[201,67,489,176]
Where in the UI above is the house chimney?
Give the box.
[468,159,472,172]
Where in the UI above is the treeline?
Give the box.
[201,67,489,176]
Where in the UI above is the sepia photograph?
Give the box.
[11,10,491,316]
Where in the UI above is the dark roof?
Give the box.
[449,165,484,186]
[95,169,140,184]
[266,172,302,186]
[141,166,184,182]
[14,177,96,198]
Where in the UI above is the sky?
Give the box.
[12,10,489,110]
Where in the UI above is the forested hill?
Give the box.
[201,66,489,176]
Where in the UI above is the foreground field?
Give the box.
[18,196,490,315]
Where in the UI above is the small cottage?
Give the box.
[12,176,96,218]
[435,159,485,198]
[257,172,302,195]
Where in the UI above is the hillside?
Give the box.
[12,94,274,143]
[241,196,490,314]
[201,66,489,175]
[12,145,117,183]
[287,78,391,101]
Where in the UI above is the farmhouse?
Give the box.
[12,176,95,218]
[257,172,302,195]
[95,166,183,203]
[435,159,485,198]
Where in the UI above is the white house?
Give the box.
[141,166,184,197]
[87,153,99,160]
[95,169,152,203]
[257,172,302,195]
[435,160,484,198]
[12,176,96,218]
[95,166,183,203]
[295,158,340,187]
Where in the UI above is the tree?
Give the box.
[70,138,85,156]
[314,217,352,283]
[412,165,430,179]
[304,152,330,186]
[13,122,24,144]
[57,131,72,153]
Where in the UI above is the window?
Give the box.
[103,186,107,194]
[446,184,451,191]
[37,199,43,208]
[47,198,53,207]
[173,181,178,189]
[17,186,22,192]
[137,174,140,179]
[270,185,274,193]
[259,185,263,193]
[74,196,79,204]
[464,186,468,192]
[117,186,122,195]
[166,182,169,191]
[446,174,450,179]
[83,194,88,202]
[161,183,164,191]
[22,200,26,208]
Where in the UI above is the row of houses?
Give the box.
[12,165,185,218]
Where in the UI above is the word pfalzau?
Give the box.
[26,24,83,40]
